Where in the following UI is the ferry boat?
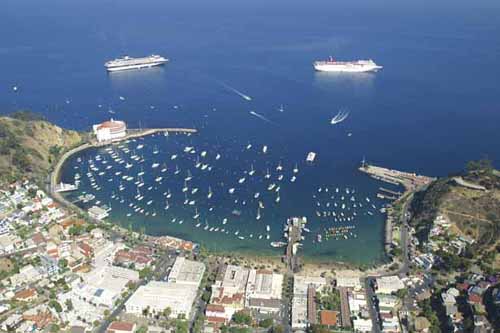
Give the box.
[313,57,382,73]
[105,55,168,72]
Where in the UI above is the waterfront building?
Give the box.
[88,206,109,220]
[125,281,198,318]
[376,275,404,294]
[209,265,249,320]
[92,119,127,142]
[245,269,283,314]
[167,256,205,286]
[291,275,326,329]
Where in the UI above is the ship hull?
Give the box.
[106,61,167,72]
[313,64,382,73]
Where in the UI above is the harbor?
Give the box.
[358,162,435,255]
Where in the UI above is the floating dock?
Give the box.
[284,216,307,273]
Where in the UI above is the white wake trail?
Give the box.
[250,111,274,124]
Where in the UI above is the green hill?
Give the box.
[410,160,500,271]
[0,111,85,183]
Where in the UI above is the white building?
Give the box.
[353,318,373,332]
[92,119,127,142]
[246,269,283,314]
[168,257,205,286]
[88,206,109,220]
[376,276,404,294]
[210,265,249,320]
[125,281,198,318]
[292,276,326,329]
[336,275,362,289]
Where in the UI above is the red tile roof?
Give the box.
[320,310,338,326]
[108,321,135,332]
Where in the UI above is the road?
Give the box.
[364,194,413,333]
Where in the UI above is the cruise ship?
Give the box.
[105,55,168,72]
[313,57,382,73]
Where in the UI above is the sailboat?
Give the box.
[256,207,261,220]
[193,207,200,219]
[174,165,180,175]
[293,163,299,173]
[262,145,268,154]
[278,104,284,112]
[265,168,271,179]
[185,170,193,181]
[248,164,255,176]
[207,186,213,199]
[164,200,170,210]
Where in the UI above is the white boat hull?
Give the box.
[106,61,167,72]
[314,63,382,72]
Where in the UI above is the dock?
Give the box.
[284,216,307,273]
[359,163,435,193]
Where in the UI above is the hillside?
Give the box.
[0,111,85,183]
[410,160,500,270]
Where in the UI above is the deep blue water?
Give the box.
[1,0,500,265]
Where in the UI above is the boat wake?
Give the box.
[330,108,350,125]
[218,81,252,101]
[250,111,274,124]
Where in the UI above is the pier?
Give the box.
[284,217,306,273]
[359,163,435,193]
[358,162,435,257]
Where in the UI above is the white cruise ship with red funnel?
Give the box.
[105,54,168,72]
[313,56,382,73]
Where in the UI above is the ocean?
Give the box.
[1,0,500,265]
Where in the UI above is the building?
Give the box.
[168,257,205,286]
[88,206,109,220]
[245,269,283,314]
[125,281,198,319]
[292,275,326,329]
[353,318,373,332]
[336,276,362,289]
[210,265,249,320]
[376,275,404,294]
[93,119,127,142]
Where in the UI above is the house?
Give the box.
[107,321,136,333]
[14,288,37,302]
[78,242,94,259]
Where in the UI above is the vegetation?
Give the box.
[317,289,341,311]
[0,112,84,182]
[232,310,253,325]
[410,159,500,270]
[258,318,274,328]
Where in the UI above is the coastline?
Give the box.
[48,131,416,277]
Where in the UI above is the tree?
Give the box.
[162,306,172,318]
[139,267,152,279]
[49,324,60,333]
[259,318,273,328]
[175,320,188,333]
[232,310,252,325]
[65,299,73,311]
[136,326,147,333]
[268,325,285,333]
[58,258,68,269]
[49,300,62,313]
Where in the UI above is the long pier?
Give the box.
[284,217,306,273]
[358,163,435,256]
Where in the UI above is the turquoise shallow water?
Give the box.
[2,0,500,264]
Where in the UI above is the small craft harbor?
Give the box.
[46,120,436,273]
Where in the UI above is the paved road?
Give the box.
[364,194,413,333]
